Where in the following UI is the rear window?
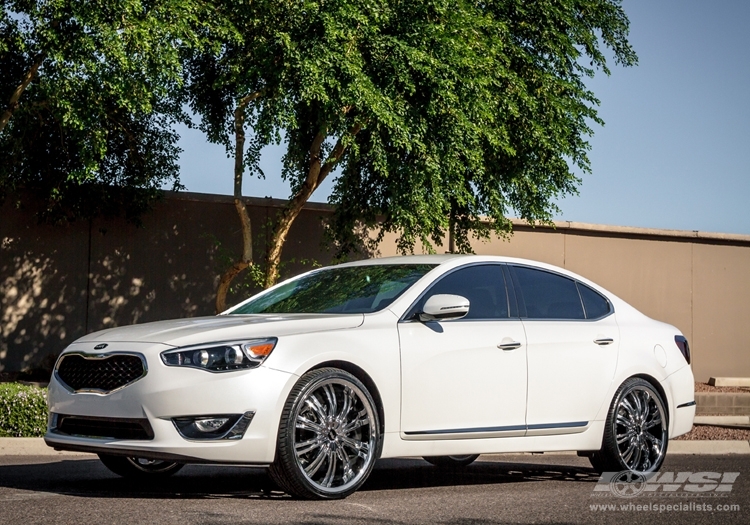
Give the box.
[511,266,585,320]
[577,282,612,319]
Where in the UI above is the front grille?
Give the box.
[56,353,145,393]
[55,414,154,440]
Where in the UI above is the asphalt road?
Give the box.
[1,453,748,524]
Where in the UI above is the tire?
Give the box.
[423,455,479,468]
[98,454,184,478]
[269,368,381,500]
[589,378,668,474]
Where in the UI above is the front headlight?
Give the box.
[160,338,277,372]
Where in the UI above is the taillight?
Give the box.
[675,335,691,364]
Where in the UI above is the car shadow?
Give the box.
[0,455,600,500]
[365,457,600,492]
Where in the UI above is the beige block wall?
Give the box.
[562,235,693,346]
[692,244,750,381]
[2,192,749,381]
[0,205,90,371]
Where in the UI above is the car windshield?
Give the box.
[230,264,436,314]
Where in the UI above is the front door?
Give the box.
[398,264,528,438]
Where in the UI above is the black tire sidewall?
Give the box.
[423,454,479,468]
[270,367,381,499]
[598,378,669,473]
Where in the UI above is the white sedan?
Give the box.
[45,255,695,499]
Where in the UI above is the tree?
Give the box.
[0,0,233,220]
[188,0,637,310]
[328,0,638,256]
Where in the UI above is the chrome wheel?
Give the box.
[98,454,183,478]
[270,368,380,499]
[590,378,668,474]
[126,457,183,474]
[613,384,667,472]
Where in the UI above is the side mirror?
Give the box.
[419,294,470,322]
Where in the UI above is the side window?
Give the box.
[577,282,612,319]
[408,265,509,320]
[511,266,585,320]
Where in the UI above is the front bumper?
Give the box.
[45,342,296,464]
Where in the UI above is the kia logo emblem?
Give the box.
[94,344,108,350]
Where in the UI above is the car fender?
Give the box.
[262,311,401,435]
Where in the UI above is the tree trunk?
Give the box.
[214,91,262,313]
[264,123,361,287]
[0,57,43,133]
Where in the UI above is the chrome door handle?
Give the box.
[594,338,614,345]
[497,342,522,351]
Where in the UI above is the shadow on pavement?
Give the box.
[0,455,599,500]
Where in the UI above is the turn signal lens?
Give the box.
[244,342,274,358]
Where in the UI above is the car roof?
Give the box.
[336,254,467,266]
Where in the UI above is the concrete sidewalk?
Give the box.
[2,437,749,457]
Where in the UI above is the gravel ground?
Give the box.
[694,381,750,393]
[675,425,750,440]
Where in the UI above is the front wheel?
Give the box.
[98,454,184,478]
[589,378,668,474]
[269,368,381,499]
[423,455,479,468]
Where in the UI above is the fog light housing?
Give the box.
[172,411,255,440]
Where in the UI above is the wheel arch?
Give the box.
[307,360,386,445]
[629,373,670,426]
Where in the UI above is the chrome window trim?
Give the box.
[54,351,148,395]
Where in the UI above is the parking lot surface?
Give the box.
[1,453,747,524]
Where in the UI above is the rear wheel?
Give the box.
[589,378,668,473]
[98,454,184,478]
[423,454,479,468]
[269,368,381,499]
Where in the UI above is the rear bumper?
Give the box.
[664,364,696,439]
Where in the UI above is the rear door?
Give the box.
[509,265,619,434]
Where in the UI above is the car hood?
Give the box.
[75,314,365,348]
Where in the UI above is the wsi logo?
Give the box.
[593,471,740,498]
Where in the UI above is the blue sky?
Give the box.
[176,0,750,235]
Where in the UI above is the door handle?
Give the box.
[497,342,522,351]
[594,338,614,345]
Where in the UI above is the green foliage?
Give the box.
[185,0,637,260]
[0,0,236,221]
[206,231,322,303]
[0,383,48,437]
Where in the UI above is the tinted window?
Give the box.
[409,265,509,320]
[511,266,585,320]
[231,264,436,314]
[577,283,611,319]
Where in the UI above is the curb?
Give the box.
[2,438,749,457]
[668,440,750,455]
[0,438,93,457]
[694,415,750,426]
